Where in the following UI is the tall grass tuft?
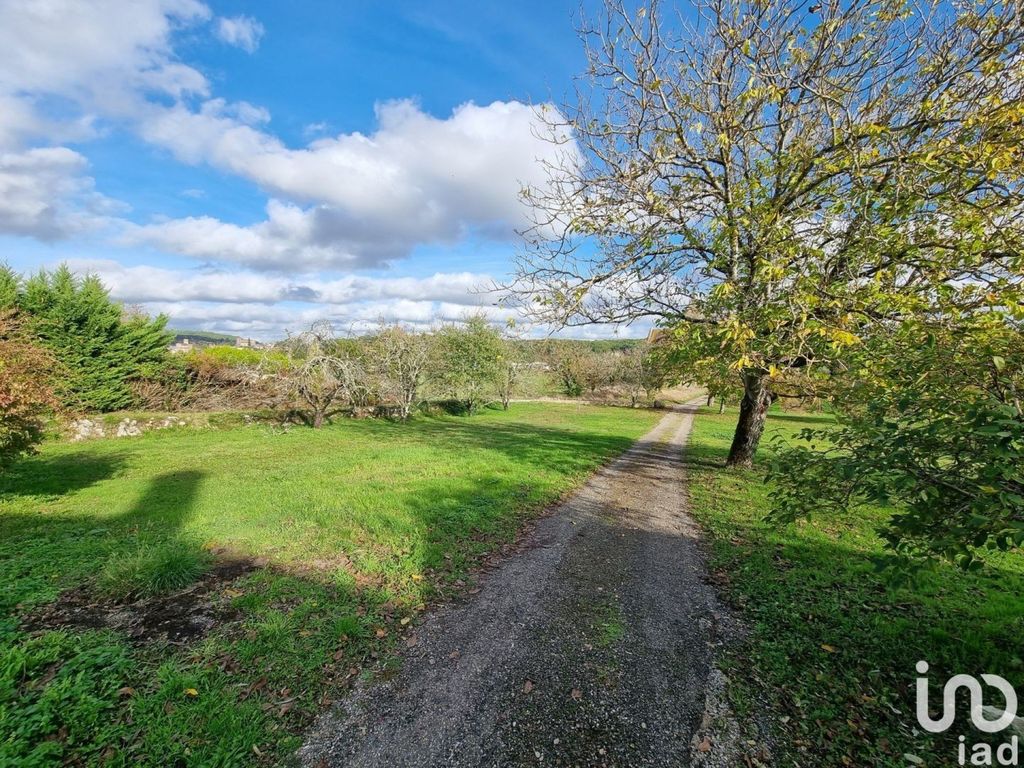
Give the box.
[98,540,212,599]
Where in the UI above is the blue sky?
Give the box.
[0,0,648,339]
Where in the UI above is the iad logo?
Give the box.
[916,660,1021,766]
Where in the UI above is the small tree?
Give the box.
[430,315,502,414]
[545,341,587,397]
[496,338,524,411]
[285,321,363,428]
[614,343,671,407]
[369,325,431,420]
[0,311,59,471]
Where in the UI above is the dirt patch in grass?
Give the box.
[21,554,261,645]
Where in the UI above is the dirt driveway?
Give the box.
[299,404,749,767]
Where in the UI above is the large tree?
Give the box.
[511,0,1024,466]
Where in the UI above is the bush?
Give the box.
[97,540,212,600]
[0,311,59,472]
[3,265,171,412]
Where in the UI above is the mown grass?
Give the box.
[686,406,1024,767]
[0,402,660,766]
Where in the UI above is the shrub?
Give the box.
[97,540,212,600]
[0,311,59,472]
[4,265,171,412]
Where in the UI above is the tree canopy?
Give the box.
[511,0,1024,465]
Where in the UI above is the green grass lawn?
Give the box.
[1,403,660,767]
[686,406,1024,767]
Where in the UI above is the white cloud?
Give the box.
[0,147,120,239]
[66,259,493,307]
[215,15,265,53]
[134,99,575,269]
[0,0,577,270]
[0,0,211,145]
[0,1,599,338]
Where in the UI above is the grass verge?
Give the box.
[1,402,660,766]
[685,406,1024,767]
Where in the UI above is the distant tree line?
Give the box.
[0,264,669,469]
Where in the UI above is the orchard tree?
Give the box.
[285,321,363,428]
[0,311,59,471]
[616,343,669,406]
[430,315,503,414]
[369,324,431,420]
[510,0,1024,466]
[496,338,524,411]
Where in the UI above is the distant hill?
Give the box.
[169,330,239,346]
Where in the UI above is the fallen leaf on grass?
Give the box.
[183,688,198,697]
[820,644,838,653]
[400,617,411,626]
[375,628,387,639]
[117,686,135,698]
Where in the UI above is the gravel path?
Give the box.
[298,404,744,768]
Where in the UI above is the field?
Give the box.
[0,403,660,766]
[685,406,1024,766]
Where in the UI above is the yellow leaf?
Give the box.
[184,688,199,697]
[821,644,838,653]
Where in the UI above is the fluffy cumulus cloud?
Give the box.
[215,15,265,52]
[134,98,572,270]
[0,0,600,337]
[0,147,121,239]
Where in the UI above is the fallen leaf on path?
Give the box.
[570,688,582,700]
[697,737,712,753]
[523,679,534,694]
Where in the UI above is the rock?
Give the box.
[115,419,143,438]
[69,418,105,442]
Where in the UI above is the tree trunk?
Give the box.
[726,371,771,468]
[312,407,325,428]
[706,393,714,406]
[718,399,726,414]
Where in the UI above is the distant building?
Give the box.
[234,337,267,350]
[169,338,195,354]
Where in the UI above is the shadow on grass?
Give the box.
[682,414,1024,767]
[0,451,126,499]
[0,412,663,765]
